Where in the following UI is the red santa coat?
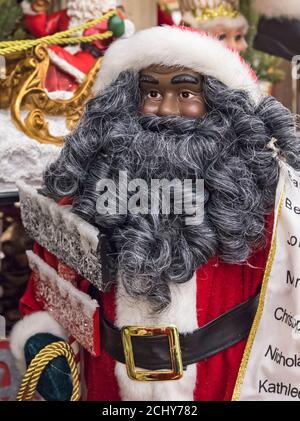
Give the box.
[19,196,274,401]
[23,10,113,92]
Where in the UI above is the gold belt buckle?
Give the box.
[121,325,183,381]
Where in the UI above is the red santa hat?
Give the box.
[252,0,300,20]
[94,25,260,103]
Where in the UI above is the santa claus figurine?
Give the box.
[10,26,300,401]
[179,0,249,53]
[20,0,135,93]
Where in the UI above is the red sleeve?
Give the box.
[23,10,68,38]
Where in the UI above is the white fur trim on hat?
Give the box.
[94,26,260,103]
[10,311,67,375]
[253,0,300,20]
[183,13,249,33]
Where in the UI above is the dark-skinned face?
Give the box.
[139,65,207,118]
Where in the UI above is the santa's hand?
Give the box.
[21,0,38,16]
[24,333,73,401]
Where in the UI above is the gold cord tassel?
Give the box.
[17,341,80,402]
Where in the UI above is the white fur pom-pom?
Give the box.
[9,311,67,375]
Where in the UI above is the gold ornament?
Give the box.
[0,13,118,145]
[194,1,240,22]
[0,51,24,109]
[0,45,102,146]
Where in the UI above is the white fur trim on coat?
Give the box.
[94,26,260,103]
[253,0,300,20]
[114,273,198,401]
[46,90,74,100]
[10,311,67,375]
[48,49,86,83]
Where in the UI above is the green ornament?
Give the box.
[108,15,125,38]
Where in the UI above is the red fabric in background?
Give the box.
[157,4,174,26]
[24,10,70,38]
[45,65,79,93]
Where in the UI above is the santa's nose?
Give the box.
[158,93,180,116]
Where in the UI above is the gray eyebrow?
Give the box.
[139,75,159,84]
[171,74,200,85]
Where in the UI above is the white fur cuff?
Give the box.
[253,0,300,20]
[10,311,67,374]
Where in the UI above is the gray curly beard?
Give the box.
[43,70,300,311]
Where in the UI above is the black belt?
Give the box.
[100,292,259,376]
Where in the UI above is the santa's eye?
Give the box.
[180,91,195,99]
[235,34,243,41]
[147,91,162,99]
[218,33,227,41]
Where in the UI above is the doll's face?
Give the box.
[208,25,248,53]
[139,65,207,118]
